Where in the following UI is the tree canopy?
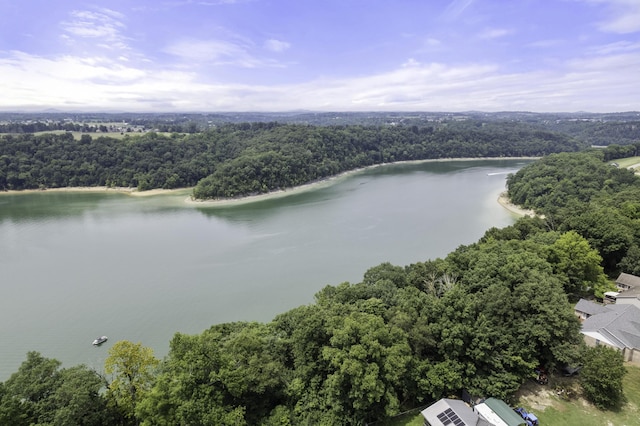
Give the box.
[0,352,121,426]
[506,150,640,276]
[580,345,627,410]
[105,341,159,423]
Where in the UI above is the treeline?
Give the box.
[0,120,197,134]
[544,120,640,147]
[0,131,216,190]
[0,121,583,198]
[2,150,636,425]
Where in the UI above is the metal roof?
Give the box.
[480,398,526,426]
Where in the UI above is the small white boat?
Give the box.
[92,336,108,346]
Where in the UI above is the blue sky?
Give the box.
[1,0,639,112]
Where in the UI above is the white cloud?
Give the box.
[587,40,640,54]
[442,0,475,21]
[577,0,640,33]
[0,51,202,110]
[264,39,291,52]
[62,10,124,39]
[478,28,512,39]
[0,46,638,112]
[152,0,248,11]
[527,39,563,48]
[425,38,442,47]
[164,38,286,68]
[164,39,248,62]
[60,8,130,51]
[600,10,640,33]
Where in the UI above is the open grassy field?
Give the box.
[385,365,640,426]
[515,365,640,426]
[616,156,640,172]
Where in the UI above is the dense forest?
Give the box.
[506,151,640,274]
[0,121,584,199]
[1,149,638,425]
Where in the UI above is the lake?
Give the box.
[0,159,531,380]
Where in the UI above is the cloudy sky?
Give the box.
[1,0,639,112]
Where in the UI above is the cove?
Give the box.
[0,159,532,379]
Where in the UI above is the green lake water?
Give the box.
[0,159,531,379]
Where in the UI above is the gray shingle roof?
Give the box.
[581,303,640,349]
[616,287,640,299]
[575,299,610,316]
[616,272,640,289]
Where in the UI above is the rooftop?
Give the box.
[616,272,640,289]
[575,299,610,316]
[581,302,640,349]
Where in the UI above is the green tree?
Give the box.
[137,331,248,426]
[50,365,119,426]
[617,245,640,276]
[563,206,634,272]
[0,352,61,425]
[548,231,615,298]
[105,341,159,424]
[580,345,627,409]
[137,322,286,426]
[320,311,412,424]
[0,352,117,426]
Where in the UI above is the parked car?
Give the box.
[514,407,539,426]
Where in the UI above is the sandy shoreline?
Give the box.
[0,186,193,197]
[497,192,538,217]
[1,157,539,207]
[185,157,540,207]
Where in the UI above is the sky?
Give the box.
[0,0,639,113]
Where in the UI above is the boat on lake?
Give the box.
[92,336,108,346]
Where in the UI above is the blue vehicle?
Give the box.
[514,407,539,426]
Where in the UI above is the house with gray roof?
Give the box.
[614,272,640,308]
[578,299,640,365]
[575,298,610,321]
[615,272,640,292]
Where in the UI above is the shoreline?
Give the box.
[0,186,192,197]
[185,156,540,207]
[497,191,538,217]
[1,157,539,207]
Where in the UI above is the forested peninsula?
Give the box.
[0,120,584,199]
[2,116,640,424]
